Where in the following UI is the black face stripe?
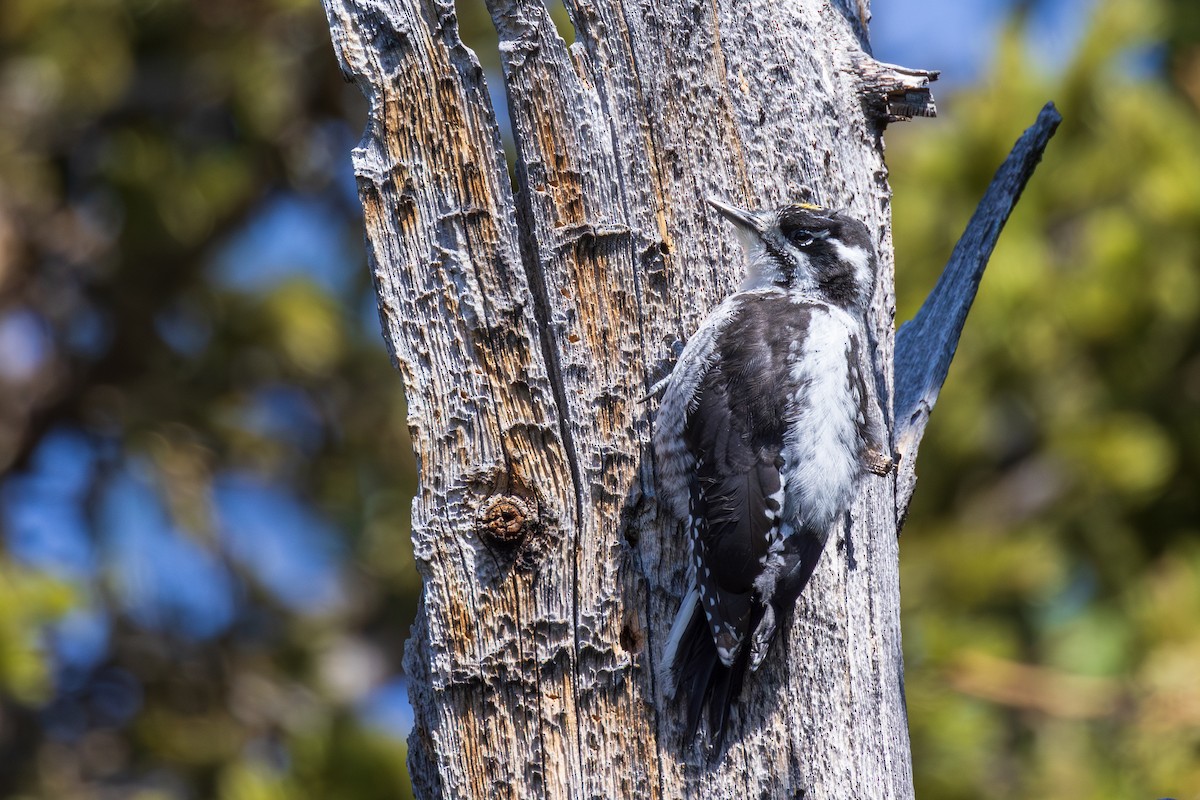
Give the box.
[762,239,798,285]
[815,269,857,308]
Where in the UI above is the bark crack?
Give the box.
[513,165,591,785]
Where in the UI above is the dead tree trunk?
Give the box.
[321,0,1057,796]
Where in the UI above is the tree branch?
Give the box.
[893,102,1062,522]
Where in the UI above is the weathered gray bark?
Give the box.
[321,0,1052,796]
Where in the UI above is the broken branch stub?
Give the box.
[852,55,940,123]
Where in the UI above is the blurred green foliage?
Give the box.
[0,0,1197,798]
[891,1,1200,796]
[0,566,75,705]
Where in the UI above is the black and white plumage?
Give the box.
[654,197,892,748]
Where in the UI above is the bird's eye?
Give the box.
[789,230,817,247]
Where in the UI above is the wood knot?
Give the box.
[477,495,536,545]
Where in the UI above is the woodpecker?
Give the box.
[654,197,893,748]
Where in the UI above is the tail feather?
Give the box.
[659,586,699,695]
[685,639,717,741]
[708,645,750,747]
[663,594,757,749]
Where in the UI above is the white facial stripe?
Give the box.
[830,240,872,289]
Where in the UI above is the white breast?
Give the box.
[782,305,863,534]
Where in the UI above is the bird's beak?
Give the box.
[706,197,767,236]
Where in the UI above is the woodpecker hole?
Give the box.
[639,240,670,285]
[619,621,643,655]
[477,494,536,546]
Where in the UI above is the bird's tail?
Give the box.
[660,590,753,749]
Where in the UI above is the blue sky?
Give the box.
[871,0,1095,86]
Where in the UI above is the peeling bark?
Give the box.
[321,0,1050,797]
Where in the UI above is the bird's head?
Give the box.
[707,197,877,313]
